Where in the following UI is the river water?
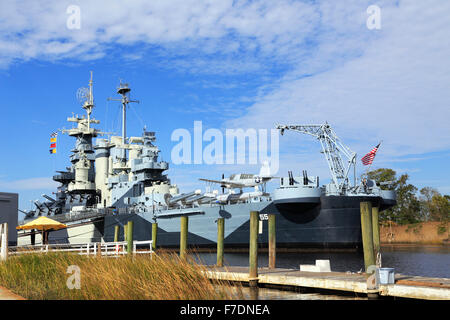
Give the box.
[194,245,449,299]
[196,245,450,278]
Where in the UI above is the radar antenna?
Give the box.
[76,87,90,106]
[76,71,95,131]
[276,123,357,194]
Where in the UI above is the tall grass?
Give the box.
[0,251,243,300]
[380,221,449,244]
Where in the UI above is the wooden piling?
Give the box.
[152,222,158,250]
[360,202,375,272]
[372,205,381,257]
[217,218,224,267]
[114,225,119,242]
[180,216,188,260]
[124,223,128,242]
[249,211,259,287]
[127,220,134,255]
[268,214,276,269]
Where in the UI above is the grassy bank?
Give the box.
[0,251,243,300]
[380,221,449,245]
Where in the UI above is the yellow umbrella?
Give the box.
[17,216,67,245]
[16,216,67,231]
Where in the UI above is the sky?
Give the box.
[0,0,449,216]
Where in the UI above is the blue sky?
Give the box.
[0,0,449,216]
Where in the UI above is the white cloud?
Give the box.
[0,0,323,69]
[226,1,450,160]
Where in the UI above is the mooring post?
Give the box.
[268,214,276,269]
[217,218,224,267]
[249,211,259,287]
[180,216,188,260]
[360,202,375,272]
[127,220,134,255]
[152,222,158,250]
[114,225,119,242]
[372,205,381,259]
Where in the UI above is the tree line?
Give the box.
[367,168,449,226]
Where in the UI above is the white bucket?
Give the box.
[378,268,395,285]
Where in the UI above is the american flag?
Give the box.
[361,143,380,166]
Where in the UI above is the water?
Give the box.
[379,245,450,278]
[194,245,450,278]
[236,287,368,300]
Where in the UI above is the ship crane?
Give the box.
[276,123,357,194]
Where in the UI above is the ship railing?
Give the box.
[8,240,153,257]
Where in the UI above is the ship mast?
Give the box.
[107,82,139,147]
[83,71,94,132]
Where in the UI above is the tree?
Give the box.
[366,168,421,224]
[419,188,450,223]
[430,193,450,223]
[392,174,421,224]
[419,187,439,221]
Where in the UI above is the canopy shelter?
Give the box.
[17,216,67,244]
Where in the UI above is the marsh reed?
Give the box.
[0,250,243,300]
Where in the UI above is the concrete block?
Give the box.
[316,260,331,272]
[300,264,321,272]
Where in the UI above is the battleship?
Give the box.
[17,73,396,250]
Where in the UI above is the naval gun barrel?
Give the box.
[34,200,43,208]
[42,194,56,202]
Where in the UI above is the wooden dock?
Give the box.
[204,266,450,300]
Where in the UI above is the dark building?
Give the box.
[0,192,18,246]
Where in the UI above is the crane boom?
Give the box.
[276,123,357,193]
